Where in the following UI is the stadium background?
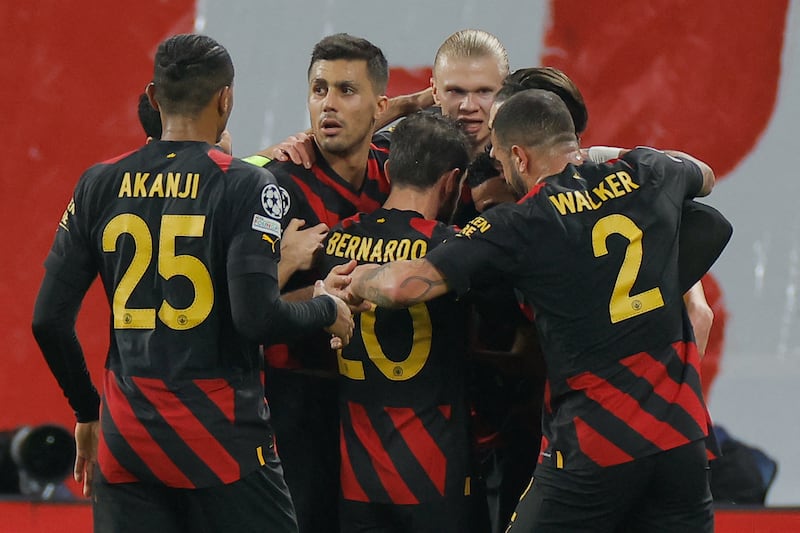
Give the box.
[2,0,799,530]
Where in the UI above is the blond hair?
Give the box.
[433,29,509,77]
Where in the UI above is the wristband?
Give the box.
[587,146,623,163]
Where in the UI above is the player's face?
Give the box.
[432,56,504,155]
[490,132,528,198]
[308,59,384,157]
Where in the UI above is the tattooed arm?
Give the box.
[348,259,451,309]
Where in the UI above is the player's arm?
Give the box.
[348,258,450,309]
[31,272,99,422]
[31,271,100,498]
[229,261,353,346]
[661,150,714,196]
[375,87,434,130]
[684,280,713,357]
[588,145,715,196]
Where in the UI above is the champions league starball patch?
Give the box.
[279,186,291,217]
[261,183,284,219]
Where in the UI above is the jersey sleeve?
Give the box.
[225,163,284,278]
[425,208,520,296]
[622,147,704,203]
[43,169,99,290]
[266,164,310,228]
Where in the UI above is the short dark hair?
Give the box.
[492,89,576,151]
[388,112,469,190]
[465,152,501,188]
[137,92,162,139]
[153,34,234,116]
[496,67,588,135]
[308,33,388,94]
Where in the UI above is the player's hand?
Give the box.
[314,280,354,348]
[281,219,329,272]
[257,131,316,169]
[324,260,372,312]
[345,263,382,305]
[74,421,99,498]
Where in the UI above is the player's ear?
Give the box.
[217,85,233,117]
[511,145,528,174]
[375,94,389,120]
[383,160,391,184]
[430,76,441,106]
[145,82,159,112]
[444,168,460,196]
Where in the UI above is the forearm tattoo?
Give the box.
[358,261,446,308]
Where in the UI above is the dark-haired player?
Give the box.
[137,91,162,140]
[465,152,516,214]
[320,112,474,533]
[245,33,392,533]
[32,33,353,533]
[347,89,721,532]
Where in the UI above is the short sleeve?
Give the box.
[623,147,704,203]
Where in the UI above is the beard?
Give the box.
[507,167,529,198]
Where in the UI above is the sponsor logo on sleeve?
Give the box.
[252,213,282,239]
[59,197,76,231]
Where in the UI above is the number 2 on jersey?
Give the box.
[591,214,664,323]
[102,214,214,330]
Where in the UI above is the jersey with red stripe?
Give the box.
[261,142,390,371]
[320,208,471,504]
[44,141,283,487]
[427,147,718,471]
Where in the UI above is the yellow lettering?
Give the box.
[334,233,351,257]
[395,239,411,260]
[344,235,361,258]
[190,173,200,199]
[148,173,164,198]
[592,181,615,202]
[166,173,180,197]
[369,239,384,262]
[605,173,625,197]
[574,191,594,212]
[357,237,373,261]
[326,232,342,255]
[133,172,149,197]
[461,225,476,237]
[549,192,576,215]
[411,240,427,259]
[178,173,192,198]
[119,172,132,198]
[616,171,639,192]
[383,239,398,262]
[472,216,491,233]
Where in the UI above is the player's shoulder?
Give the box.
[77,146,144,190]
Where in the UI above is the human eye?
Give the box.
[311,82,327,96]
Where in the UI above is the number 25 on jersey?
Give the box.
[102,213,213,331]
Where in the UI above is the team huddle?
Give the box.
[31,29,731,533]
